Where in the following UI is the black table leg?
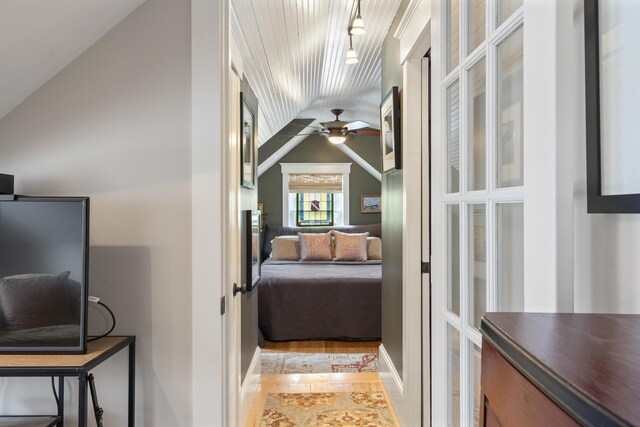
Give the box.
[58,376,65,427]
[78,374,87,427]
[128,339,136,427]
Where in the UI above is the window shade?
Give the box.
[288,173,343,193]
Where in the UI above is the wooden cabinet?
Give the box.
[480,313,640,427]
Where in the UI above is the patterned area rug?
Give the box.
[260,392,395,426]
[261,352,378,374]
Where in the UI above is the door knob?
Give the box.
[233,283,247,297]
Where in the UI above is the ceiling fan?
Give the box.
[288,109,380,144]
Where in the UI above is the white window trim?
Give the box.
[280,163,351,226]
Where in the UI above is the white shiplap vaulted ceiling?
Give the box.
[231,0,401,144]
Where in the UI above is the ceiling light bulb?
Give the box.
[350,15,365,35]
[346,47,359,64]
[328,135,347,144]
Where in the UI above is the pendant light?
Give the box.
[350,0,365,36]
[345,34,359,64]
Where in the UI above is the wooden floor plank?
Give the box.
[263,339,381,354]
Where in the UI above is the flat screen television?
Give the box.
[0,196,89,354]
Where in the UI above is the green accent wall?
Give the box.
[258,132,382,227]
[380,0,410,378]
[258,118,315,163]
[381,170,404,375]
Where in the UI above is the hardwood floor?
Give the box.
[262,339,382,354]
[245,340,400,427]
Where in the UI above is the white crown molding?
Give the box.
[335,144,382,182]
[393,0,422,40]
[257,120,321,177]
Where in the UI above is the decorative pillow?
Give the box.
[0,271,78,330]
[367,236,382,260]
[271,236,300,260]
[332,231,369,261]
[297,232,333,261]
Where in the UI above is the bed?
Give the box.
[258,224,382,341]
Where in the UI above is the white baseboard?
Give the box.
[239,346,261,427]
[379,344,405,425]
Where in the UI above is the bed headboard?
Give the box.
[261,223,382,260]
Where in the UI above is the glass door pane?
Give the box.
[497,202,524,311]
[447,0,460,73]
[468,0,486,54]
[497,0,523,27]
[447,204,461,316]
[470,342,482,427]
[468,58,486,191]
[447,324,460,427]
[447,81,461,193]
[468,204,486,328]
[497,26,524,188]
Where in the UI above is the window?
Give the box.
[280,163,351,227]
[296,193,334,226]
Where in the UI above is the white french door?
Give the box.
[431,1,525,426]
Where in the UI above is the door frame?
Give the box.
[191,0,234,425]
[378,2,432,425]
[421,52,432,427]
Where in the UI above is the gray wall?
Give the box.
[258,131,382,227]
[569,0,640,314]
[380,0,410,378]
[240,77,259,383]
[0,0,191,424]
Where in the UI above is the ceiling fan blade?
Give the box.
[288,123,324,131]
[356,129,381,136]
[346,120,372,131]
[277,133,320,137]
[322,120,347,129]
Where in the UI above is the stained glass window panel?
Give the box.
[296,193,334,226]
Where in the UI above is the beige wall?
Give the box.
[0,0,192,424]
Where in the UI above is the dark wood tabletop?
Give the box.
[481,312,640,426]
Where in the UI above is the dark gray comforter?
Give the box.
[258,260,382,341]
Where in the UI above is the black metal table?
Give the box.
[0,336,135,427]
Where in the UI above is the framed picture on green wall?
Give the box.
[380,86,401,173]
[361,194,381,213]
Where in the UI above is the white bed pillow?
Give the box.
[332,231,369,262]
[270,235,300,260]
[297,232,333,261]
[367,237,382,260]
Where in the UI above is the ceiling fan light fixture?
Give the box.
[346,35,359,64]
[328,135,347,144]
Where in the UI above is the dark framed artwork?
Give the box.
[361,194,381,213]
[380,86,401,173]
[240,93,257,189]
[585,0,640,213]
